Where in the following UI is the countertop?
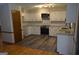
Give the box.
[57,32,74,36]
[57,28,74,36]
[23,24,64,27]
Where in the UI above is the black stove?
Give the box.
[40,25,49,35]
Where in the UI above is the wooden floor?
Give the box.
[2,43,58,55]
[0,34,58,55]
[17,35,57,51]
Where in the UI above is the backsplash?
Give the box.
[22,20,65,27]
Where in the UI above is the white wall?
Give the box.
[0,16,1,26]
[0,6,2,26]
[66,3,78,23]
[65,4,78,54]
[0,4,15,43]
[2,33,14,43]
[1,4,13,32]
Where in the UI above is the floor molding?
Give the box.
[3,41,15,45]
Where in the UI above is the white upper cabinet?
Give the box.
[50,11,66,21]
[23,6,66,22]
[66,4,78,23]
[23,8,43,22]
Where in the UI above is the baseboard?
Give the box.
[24,34,57,37]
[0,52,8,55]
[56,51,60,55]
[3,41,15,44]
[56,51,63,55]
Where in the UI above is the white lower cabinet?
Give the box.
[31,26,40,35]
[23,26,62,36]
[57,34,75,55]
[23,26,40,35]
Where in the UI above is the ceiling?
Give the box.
[10,3,67,8]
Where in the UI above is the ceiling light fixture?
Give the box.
[43,6,48,7]
[34,5,43,8]
[34,3,55,8]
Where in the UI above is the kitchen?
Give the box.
[19,3,77,54]
[0,3,78,55]
[19,4,66,53]
[20,3,66,37]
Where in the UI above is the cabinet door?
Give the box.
[31,27,40,35]
[57,35,74,55]
[24,12,42,21]
[50,11,66,21]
